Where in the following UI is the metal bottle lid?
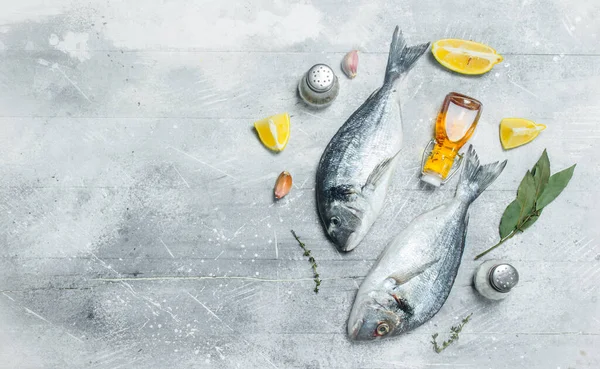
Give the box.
[488,263,519,293]
[306,64,335,93]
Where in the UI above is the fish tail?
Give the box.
[456,145,507,203]
[384,26,430,84]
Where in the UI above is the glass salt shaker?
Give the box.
[473,260,519,300]
[298,64,339,108]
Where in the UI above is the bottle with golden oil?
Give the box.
[420,92,482,187]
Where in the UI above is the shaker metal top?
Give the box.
[489,263,519,293]
[307,64,335,93]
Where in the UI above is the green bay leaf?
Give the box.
[499,200,521,238]
[520,213,540,231]
[531,149,550,199]
[485,150,577,259]
[516,170,536,225]
[536,164,576,210]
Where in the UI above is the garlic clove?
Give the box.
[274,171,293,199]
[341,50,358,79]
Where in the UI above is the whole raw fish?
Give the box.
[316,27,430,252]
[348,146,506,340]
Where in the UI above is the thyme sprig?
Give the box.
[431,313,472,353]
[291,230,321,293]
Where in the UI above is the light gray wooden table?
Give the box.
[1,1,599,368]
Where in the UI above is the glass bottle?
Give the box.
[421,92,482,187]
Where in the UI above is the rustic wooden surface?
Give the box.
[1,1,599,368]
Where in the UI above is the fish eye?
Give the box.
[375,322,390,336]
[330,216,341,226]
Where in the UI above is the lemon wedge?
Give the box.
[254,113,290,152]
[432,39,503,75]
[500,118,546,150]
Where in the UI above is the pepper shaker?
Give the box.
[473,260,519,300]
[298,64,340,108]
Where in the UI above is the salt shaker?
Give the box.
[473,260,519,300]
[298,64,339,108]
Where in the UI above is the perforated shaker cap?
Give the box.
[489,263,519,293]
[307,64,335,93]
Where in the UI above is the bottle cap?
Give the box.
[306,64,335,93]
[488,263,519,293]
[420,172,443,187]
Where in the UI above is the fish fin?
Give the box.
[345,204,364,217]
[384,26,430,84]
[362,152,400,192]
[460,213,470,247]
[385,259,439,286]
[366,88,380,100]
[456,145,507,204]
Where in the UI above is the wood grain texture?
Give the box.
[0,1,599,368]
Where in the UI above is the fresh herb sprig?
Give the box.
[291,230,321,293]
[475,150,576,260]
[431,313,473,353]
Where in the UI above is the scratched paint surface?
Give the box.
[0,1,599,368]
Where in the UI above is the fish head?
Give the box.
[347,281,412,341]
[319,199,369,252]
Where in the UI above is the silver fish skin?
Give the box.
[347,146,507,341]
[316,27,430,252]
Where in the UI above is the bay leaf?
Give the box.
[499,200,521,238]
[536,164,576,210]
[516,170,536,224]
[531,149,550,199]
[520,213,540,231]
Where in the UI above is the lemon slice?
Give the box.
[432,39,503,75]
[254,113,290,152]
[500,118,546,149]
